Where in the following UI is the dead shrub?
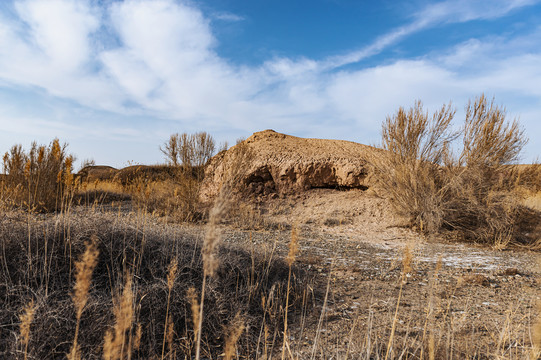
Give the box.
[160,132,215,180]
[1,139,76,212]
[370,100,457,233]
[154,132,219,221]
[371,95,532,246]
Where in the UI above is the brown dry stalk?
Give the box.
[133,323,142,351]
[532,260,541,358]
[282,227,299,359]
[224,312,245,360]
[69,236,100,360]
[202,206,222,278]
[103,272,134,360]
[385,245,414,360]
[166,316,175,358]
[429,333,435,360]
[161,257,178,360]
[19,299,36,360]
[187,287,200,343]
[420,256,441,360]
[286,226,299,267]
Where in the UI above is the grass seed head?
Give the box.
[187,287,200,339]
[402,245,413,275]
[72,236,100,318]
[287,227,299,266]
[224,312,245,360]
[167,257,178,290]
[19,299,36,350]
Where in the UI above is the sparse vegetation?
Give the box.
[0,122,539,359]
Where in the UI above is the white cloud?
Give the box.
[14,0,98,72]
[0,0,540,164]
[322,0,541,70]
[415,0,539,24]
[212,12,244,22]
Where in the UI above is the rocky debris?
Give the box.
[200,130,379,202]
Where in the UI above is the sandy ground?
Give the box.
[85,188,541,358]
[215,188,541,358]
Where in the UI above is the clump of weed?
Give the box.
[1,138,76,212]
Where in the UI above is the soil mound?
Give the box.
[200,130,379,202]
[113,165,180,185]
[77,165,118,182]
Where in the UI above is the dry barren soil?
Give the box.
[194,187,541,358]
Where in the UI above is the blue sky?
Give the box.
[0,0,540,167]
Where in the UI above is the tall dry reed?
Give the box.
[19,299,36,360]
[69,236,100,360]
[161,257,178,360]
[224,312,245,360]
[103,272,134,360]
[195,142,254,360]
[1,138,75,212]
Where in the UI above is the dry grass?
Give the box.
[75,167,205,222]
[0,208,308,359]
[69,236,99,360]
[1,138,76,212]
[74,180,129,206]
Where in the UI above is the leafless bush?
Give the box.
[160,132,216,171]
[1,139,76,212]
[372,95,531,245]
[158,132,219,221]
[371,101,457,233]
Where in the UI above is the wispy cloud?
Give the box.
[321,0,540,70]
[212,11,244,22]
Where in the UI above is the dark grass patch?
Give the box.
[0,210,314,359]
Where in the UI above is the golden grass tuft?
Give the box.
[401,244,413,276]
[187,287,200,343]
[162,257,178,360]
[69,236,100,360]
[133,323,142,352]
[103,272,134,360]
[286,226,299,267]
[19,299,36,360]
[224,312,245,360]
